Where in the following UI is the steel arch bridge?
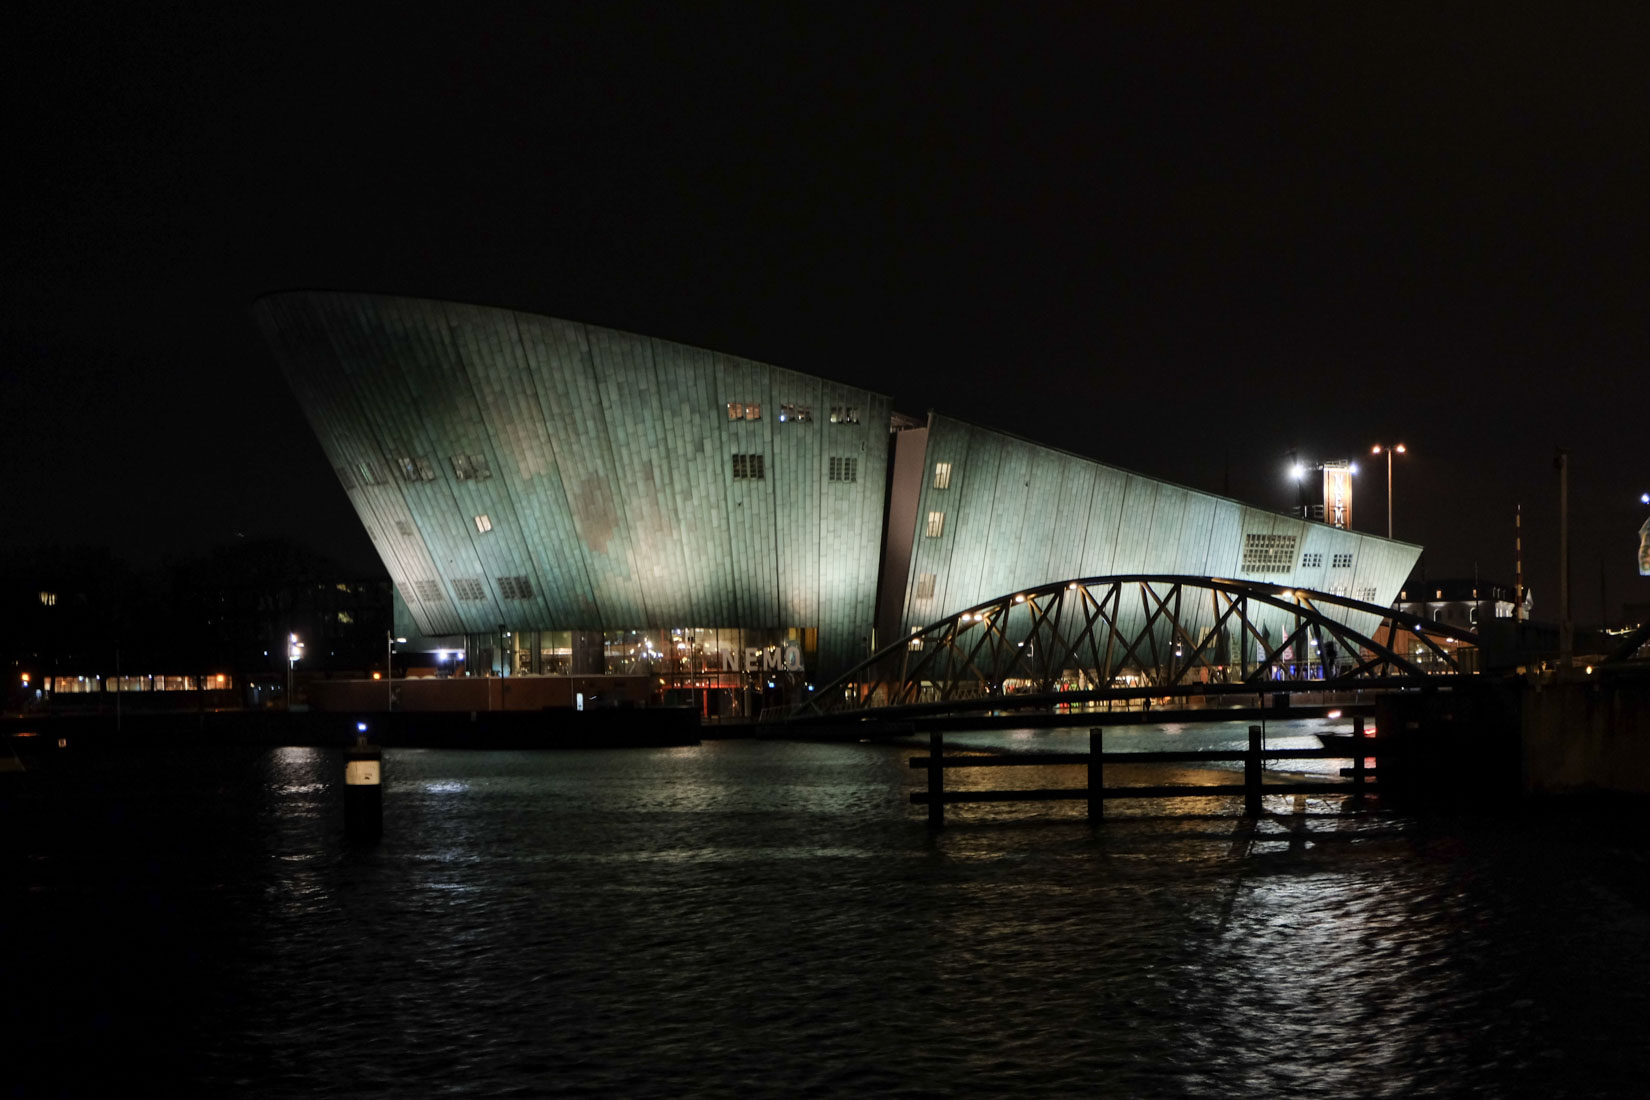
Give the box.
[792,575,1478,721]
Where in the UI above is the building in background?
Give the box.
[256,292,1424,712]
[1396,578,1533,633]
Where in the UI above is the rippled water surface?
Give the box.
[7,728,1648,1097]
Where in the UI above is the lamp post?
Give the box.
[1371,443,1406,538]
[386,632,407,710]
[286,632,304,711]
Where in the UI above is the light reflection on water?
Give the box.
[8,733,1648,1098]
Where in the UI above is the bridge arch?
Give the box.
[795,575,1477,719]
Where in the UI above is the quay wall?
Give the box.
[1522,672,1650,796]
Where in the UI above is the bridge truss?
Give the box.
[795,575,1477,720]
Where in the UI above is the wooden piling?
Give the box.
[1245,724,1263,817]
[1087,727,1102,822]
[1352,716,1366,801]
[927,730,944,828]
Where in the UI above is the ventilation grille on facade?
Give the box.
[452,577,486,601]
[394,520,415,537]
[498,575,534,600]
[829,456,858,482]
[413,579,445,602]
[1240,533,1297,574]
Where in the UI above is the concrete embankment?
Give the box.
[0,706,701,749]
[1521,670,1650,796]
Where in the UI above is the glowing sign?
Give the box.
[1322,461,1353,530]
[719,641,805,672]
[1639,515,1649,576]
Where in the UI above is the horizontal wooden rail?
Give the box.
[909,745,1374,767]
[912,723,1378,826]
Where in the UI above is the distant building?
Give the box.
[256,291,1426,709]
[1396,578,1532,633]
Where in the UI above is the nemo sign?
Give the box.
[1322,462,1353,530]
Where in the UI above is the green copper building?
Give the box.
[256,291,1421,707]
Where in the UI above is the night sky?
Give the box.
[8,6,1647,623]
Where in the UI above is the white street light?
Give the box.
[286,632,305,711]
[1371,443,1407,539]
[387,632,408,710]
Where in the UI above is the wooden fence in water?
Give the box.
[911,720,1377,826]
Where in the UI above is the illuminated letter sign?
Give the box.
[1639,516,1649,576]
[1321,462,1353,530]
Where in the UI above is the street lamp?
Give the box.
[286,632,305,711]
[1371,443,1407,539]
[386,632,407,710]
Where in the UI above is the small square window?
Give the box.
[829,405,861,425]
[732,453,765,480]
[829,456,858,482]
[932,462,952,490]
[925,511,945,538]
[474,514,493,533]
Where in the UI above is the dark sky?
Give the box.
[8,5,1648,622]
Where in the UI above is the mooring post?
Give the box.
[1351,715,1366,802]
[927,729,944,828]
[345,725,383,842]
[1088,727,1103,822]
[1245,724,1263,817]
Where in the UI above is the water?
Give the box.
[6,725,1647,1097]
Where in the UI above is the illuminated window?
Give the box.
[38,591,56,607]
[779,403,812,423]
[450,453,492,481]
[498,575,534,600]
[732,453,766,480]
[453,578,486,601]
[829,406,860,424]
[336,610,354,624]
[915,573,936,598]
[474,514,493,533]
[829,456,858,482]
[397,455,436,482]
[925,511,945,538]
[726,402,762,420]
[933,462,952,490]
